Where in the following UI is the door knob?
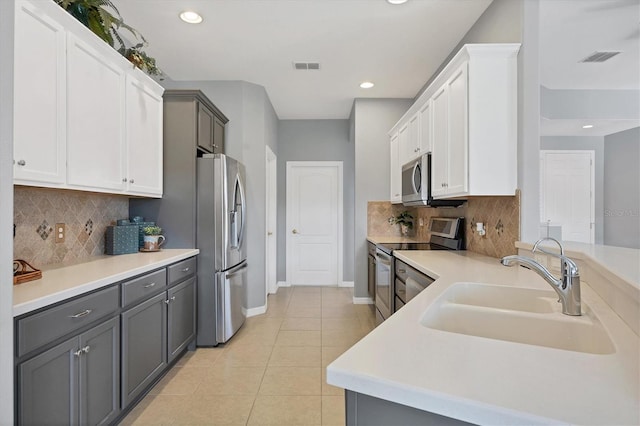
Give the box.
[292,229,298,234]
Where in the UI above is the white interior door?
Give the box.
[265,147,277,295]
[287,162,343,286]
[540,150,595,243]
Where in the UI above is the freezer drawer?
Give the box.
[216,261,247,343]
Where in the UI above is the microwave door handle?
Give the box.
[412,163,420,194]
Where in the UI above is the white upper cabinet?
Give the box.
[66,33,126,192]
[398,113,419,167]
[389,43,520,200]
[13,0,164,197]
[390,133,401,204]
[431,85,448,199]
[437,63,468,197]
[417,100,432,157]
[125,72,164,196]
[13,1,66,185]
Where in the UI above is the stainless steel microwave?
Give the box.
[401,153,464,207]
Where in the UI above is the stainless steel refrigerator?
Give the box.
[196,154,247,346]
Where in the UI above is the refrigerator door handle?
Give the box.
[225,262,248,279]
[236,175,247,249]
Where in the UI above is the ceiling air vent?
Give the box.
[579,51,621,63]
[293,61,321,70]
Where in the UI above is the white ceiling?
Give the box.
[539,0,640,137]
[111,0,492,119]
[540,0,640,90]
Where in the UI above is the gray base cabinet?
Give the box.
[16,256,197,425]
[168,277,196,363]
[346,390,473,426]
[121,292,167,407]
[19,317,120,426]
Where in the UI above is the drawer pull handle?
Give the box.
[181,267,190,272]
[143,282,156,288]
[69,309,92,319]
[398,269,406,273]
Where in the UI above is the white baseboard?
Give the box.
[277,280,290,288]
[243,305,267,317]
[268,281,279,294]
[353,296,374,305]
[339,281,354,288]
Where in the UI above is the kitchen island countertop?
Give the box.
[327,249,639,425]
[13,249,199,317]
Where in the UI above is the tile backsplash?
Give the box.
[14,186,129,266]
[368,191,520,258]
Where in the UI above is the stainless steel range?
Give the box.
[374,217,464,323]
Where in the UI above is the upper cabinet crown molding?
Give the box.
[13,0,165,198]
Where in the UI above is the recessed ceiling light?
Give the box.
[387,0,408,4]
[582,124,594,129]
[179,11,203,24]
[360,81,375,89]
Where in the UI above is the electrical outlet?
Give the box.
[55,223,65,243]
[419,218,424,227]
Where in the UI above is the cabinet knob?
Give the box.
[129,179,134,184]
[73,348,83,357]
[292,229,299,234]
[17,159,26,166]
[82,345,90,354]
[122,178,128,182]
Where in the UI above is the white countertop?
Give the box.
[13,249,199,317]
[327,250,640,425]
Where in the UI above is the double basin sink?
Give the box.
[421,282,614,355]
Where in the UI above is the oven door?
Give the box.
[374,249,392,321]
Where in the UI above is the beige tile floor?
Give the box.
[121,286,376,425]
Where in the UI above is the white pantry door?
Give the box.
[287,162,343,286]
[540,151,594,243]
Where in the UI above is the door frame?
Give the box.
[265,146,277,296]
[540,150,595,243]
[286,161,343,287]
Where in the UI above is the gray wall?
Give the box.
[540,136,605,244]
[276,120,354,283]
[541,86,640,120]
[415,0,523,100]
[162,80,279,310]
[0,0,15,421]
[604,127,640,249]
[353,99,413,298]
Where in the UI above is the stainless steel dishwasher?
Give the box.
[374,248,393,324]
[395,259,435,310]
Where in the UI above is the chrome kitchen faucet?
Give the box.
[501,238,581,316]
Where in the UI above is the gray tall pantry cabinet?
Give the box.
[130,90,228,249]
